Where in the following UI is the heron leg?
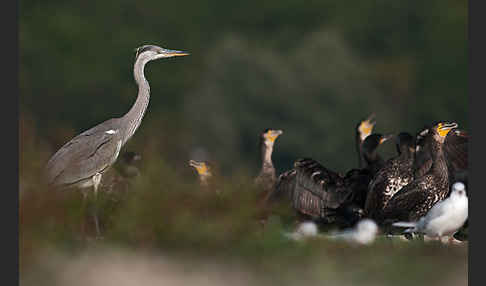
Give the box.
[92,173,103,238]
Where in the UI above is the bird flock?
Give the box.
[44,44,469,245]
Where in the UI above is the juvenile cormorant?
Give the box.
[365,132,415,221]
[355,114,376,168]
[382,122,458,222]
[189,160,213,187]
[254,129,283,193]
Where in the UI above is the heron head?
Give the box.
[261,128,283,146]
[135,45,189,61]
[357,113,376,141]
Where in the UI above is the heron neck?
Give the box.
[122,57,151,144]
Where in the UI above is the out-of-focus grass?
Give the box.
[19,115,467,286]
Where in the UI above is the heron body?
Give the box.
[45,45,189,195]
[44,45,189,236]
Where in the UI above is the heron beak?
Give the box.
[161,49,190,57]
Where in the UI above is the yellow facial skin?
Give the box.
[359,120,375,140]
[189,160,210,176]
[436,123,457,138]
[264,130,283,143]
[196,164,209,175]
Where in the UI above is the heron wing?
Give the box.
[46,120,123,186]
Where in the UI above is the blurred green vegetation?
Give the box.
[20,0,467,285]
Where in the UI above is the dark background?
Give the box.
[20,0,467,176]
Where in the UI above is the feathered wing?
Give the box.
[381,179,431,222]
[290,159,353,219]
[267,169,297,203]
[46,119,122,187]
[444,130,468,172]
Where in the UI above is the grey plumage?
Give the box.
[44,45,189,236]
[45,45,189,194]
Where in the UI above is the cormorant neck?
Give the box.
[356,132,363,168]
[260,142,275,174]
[121,57,151,145]
[430,140,449,182]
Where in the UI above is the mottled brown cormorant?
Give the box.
[254,129,283,193]
[365,132,416,221]
[355,114,376,168]
[382,122,458,222]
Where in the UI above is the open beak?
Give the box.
[189,160,200,168]
[441,122,459,130]
[365,113,376,126]
[161,48,190,57]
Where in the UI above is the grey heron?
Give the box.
[45,45,189,236]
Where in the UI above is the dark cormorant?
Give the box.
[355,114,376,168]
[360,133,394,177]
[444,128,468,188]
[254,129,283,193]
[364,133,415,222]
[265,133,390,227]
[289,158,373,227]
[100,151,142,196]
[382,122,458,222]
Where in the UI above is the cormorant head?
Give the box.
[260,128,283,147]
[431,121,459,142]
[396,132,415,155]
[189,160,212,179]
[362,133,393,154]
[356,113,376,142]
[135,45,189,61]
